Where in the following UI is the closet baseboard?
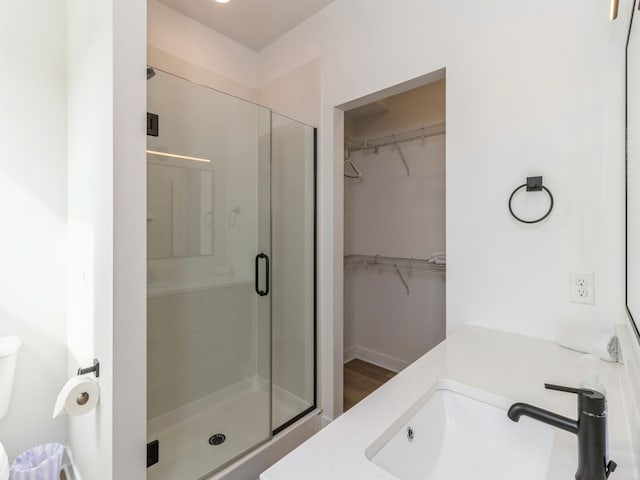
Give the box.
[343,345,409,373]
[343,345,357,364]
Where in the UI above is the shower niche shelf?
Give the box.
[147,277,252,298]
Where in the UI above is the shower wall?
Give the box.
[146,3,319,430]
[146,68,282,479]
[147,71,260,280]
[147,286,256,418]
[147,69,315,437]
[147,71,267,420]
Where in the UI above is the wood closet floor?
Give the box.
[343,359,396,412]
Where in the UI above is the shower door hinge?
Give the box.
[147,440,159,468]
[147,112,159,137]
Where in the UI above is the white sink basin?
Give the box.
[366,381,555,480]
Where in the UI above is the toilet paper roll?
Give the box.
[52,376,100,418]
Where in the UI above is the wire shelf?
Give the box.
[345,122,446,152]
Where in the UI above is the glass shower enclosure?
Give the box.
[146,69,316,479]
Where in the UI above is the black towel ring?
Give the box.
[508,176,554,224]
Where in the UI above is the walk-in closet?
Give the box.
[343,79,446,410]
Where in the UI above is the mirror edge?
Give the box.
[626,0,640,344]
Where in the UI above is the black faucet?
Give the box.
[507,383,617,480]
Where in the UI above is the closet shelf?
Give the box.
[344,254,446,273]
[344,122,445,177]
[344,254,445,295]
[345,122,446,152]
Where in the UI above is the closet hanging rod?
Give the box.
[345,122,446,152]
[344,254,446,273]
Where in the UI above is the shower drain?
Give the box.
[208,433,226,446]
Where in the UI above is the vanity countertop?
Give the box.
[260,326,638,480]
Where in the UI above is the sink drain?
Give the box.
[406,426,414,441]
[208,433,226,446]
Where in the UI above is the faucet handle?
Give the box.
[544,383,591,394]
[544,383,606,415]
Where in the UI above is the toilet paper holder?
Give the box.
[77,359,100,378]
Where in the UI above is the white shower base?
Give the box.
[147,377,311,480]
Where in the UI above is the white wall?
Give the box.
[67,3,115,477]
[68,0,146,478]
[112,0,147,477]
[0,0,68,461]
[258,59,321,127]
[259,0,628,419]
[0,1,146,475]
[343,81,446,372]
[148,0,258,101]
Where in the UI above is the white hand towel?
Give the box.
[557,321,619,362]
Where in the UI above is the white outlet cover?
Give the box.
[570,272,595,305]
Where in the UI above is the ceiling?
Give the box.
[158,0,334,51]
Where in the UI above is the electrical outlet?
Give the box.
[570,272,595,305]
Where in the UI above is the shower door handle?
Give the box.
[255,253,270,296]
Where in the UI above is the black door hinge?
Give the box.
[147,113,159,137]
[147,440,159,468]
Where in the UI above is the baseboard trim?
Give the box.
[343,345,409,373]
[343,345,356,364]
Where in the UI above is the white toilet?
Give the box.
[0,336,22,480]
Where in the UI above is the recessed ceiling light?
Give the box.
[214,0,231,3]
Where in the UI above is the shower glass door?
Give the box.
[146,68,272,480]
[270,113,316,432]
